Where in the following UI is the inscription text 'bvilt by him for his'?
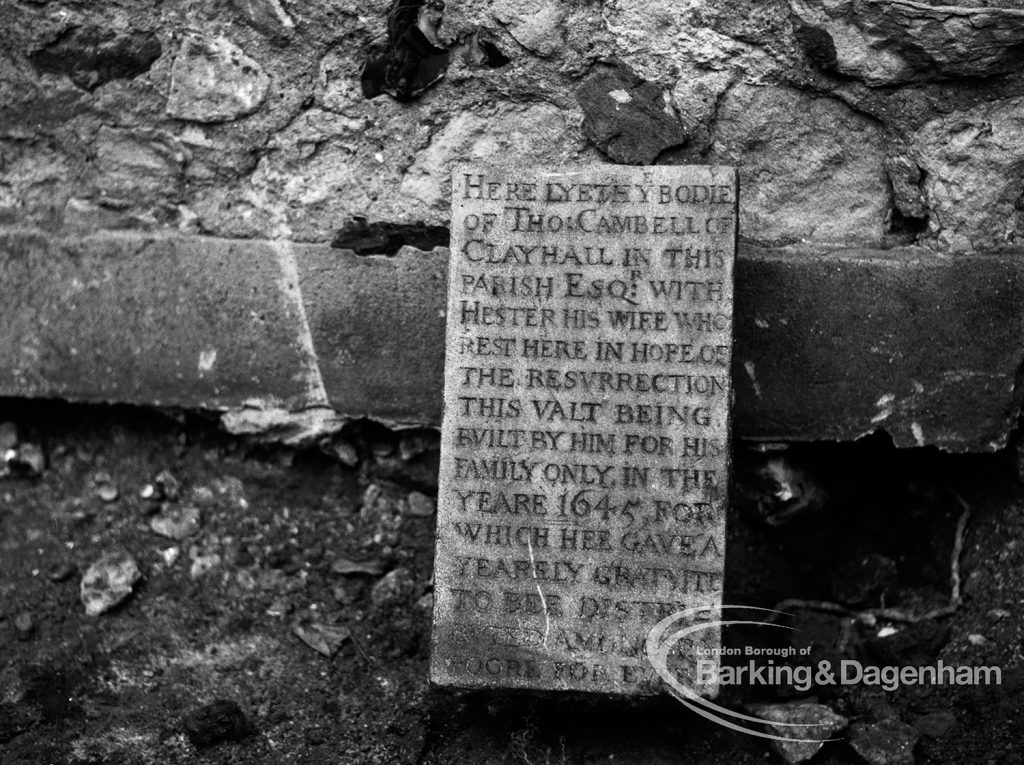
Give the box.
[431,165,737,695]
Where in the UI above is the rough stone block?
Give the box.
[0,228,1021,452]
[0,230,318,410]
[790,0,1024,85]
[912,97,1024,252]
[166,35,270,123]
[709,85,890,247]
[733,246,1024,451]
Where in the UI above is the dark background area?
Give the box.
[0,400,1021,763]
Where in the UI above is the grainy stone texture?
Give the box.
[789,0,1024,85]
[181,700,254,748]
[1,230,1022,452]
[708,84,890,246]
[748,702,848,764]
[430,165,735,694]
[80,550,142,617]
[166,35,270,123]
[0,0,1021,253]
[912,96,1024,251]
[847,718,920,765]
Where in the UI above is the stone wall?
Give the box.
[4,0,1024,451]
[5,0,1024,252]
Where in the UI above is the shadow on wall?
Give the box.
[361,0,449,101]
[331,217,450,255]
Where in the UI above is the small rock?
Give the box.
[189,551,221,578]
[416,592,434,611]
[154,469,181,501]
[166,35,270,123]
[748,702,847,764]
[848,719,920,765]
[292,620,351,657]
[738,453,828,526]
[332,584,354,605]
[912,710,956,739]
[6,443,45,477]
[150,505,201,540]
[160,547,181,566]
[370,567,416,608]
[80,550,142,616]
[97,484,120,503]
[575,64,688,165]
[988,608,1011,620]
[866,619,949,666]
[912,96,1024,251]
[181,699,253,747]
[327,439,359,468]
[398,434,433,461]
[190,486,217,506]
[0,448,14,477]
[370,441,395,459]
[47,561,77,582]
[331,557,383,576]
[360,483,404,545]
[967,633,987,647]
[709,83,888,247]
[405,491,435,517]
[266,597,291,617]
[13,612,34,640]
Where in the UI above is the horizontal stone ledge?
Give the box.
[0,228,1020,452]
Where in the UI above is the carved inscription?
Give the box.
[431,166,737,695]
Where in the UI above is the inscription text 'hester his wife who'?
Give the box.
[431,165,737,695]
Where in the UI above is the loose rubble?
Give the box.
[80,550,143,616]
[405,491,436,517]
[181,699,254,747]
[331,557,384,576]
[292,619,351,658]
[749,702,848,764]
[371,567,417,608]
[149,504,202,540]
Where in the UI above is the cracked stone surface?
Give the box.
[3,0,1024,249]
[790,0,1024,86]
[166,35,271,123]
[912,95,1024,251]
[708,84,891,246]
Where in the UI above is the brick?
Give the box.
[0,228,1021,452]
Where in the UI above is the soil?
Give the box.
[0,400,1021,764]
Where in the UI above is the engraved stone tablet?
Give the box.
[431,165,737,695]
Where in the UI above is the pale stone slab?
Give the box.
[431,165,737,695]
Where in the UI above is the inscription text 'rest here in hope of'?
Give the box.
[431,165,737,695]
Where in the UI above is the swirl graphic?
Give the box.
[645,605,841,743]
